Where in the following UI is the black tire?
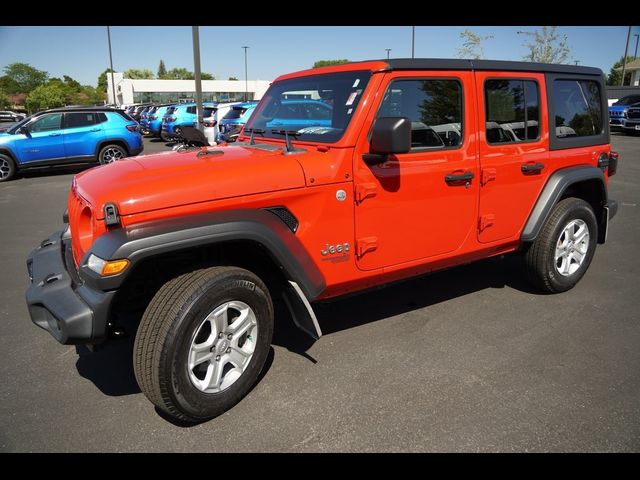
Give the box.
[98,144,127,164]
[133,266,274,423]
[160,130,171,142]
[524,197,598,293]
[0,153,16,182]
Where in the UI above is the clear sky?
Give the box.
[0,26,638,87]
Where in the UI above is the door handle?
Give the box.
[445,171,474,185]
[521,162,544,174]
[49,133,61,137]
[90,128,101,132]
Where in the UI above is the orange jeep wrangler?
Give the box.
[26,59,618,423]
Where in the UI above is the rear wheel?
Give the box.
[160,130,171,142]
[133,266,274,423]
[524,197,598,293]
[0,154,16,182]
[98,144,127,164]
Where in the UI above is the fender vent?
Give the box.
[265,207,299,233]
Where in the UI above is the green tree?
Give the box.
[200,72,215,80]
[124,68,155,79]
[456,29,493,59]
[0,75,20,94]
[228,76,239,81]
[97,68,113,92]
[3,62,48,93]
[163,68,194,80]
[0,88,10,109]
[520,26,571,64]
[607,56,635,86]
[157,60,167,78]
[313,59,349,68]
[26,83,66,112]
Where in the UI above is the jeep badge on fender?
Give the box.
[321,242,351,256]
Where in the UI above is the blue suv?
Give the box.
[218,102,258,141]
[609,94,640,128]
[0,107,143,182]
[161,102,216,140]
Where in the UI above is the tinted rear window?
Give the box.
[165,107,176,114]
[224,107,247,120]
[553,80,603,138]
[65,112,96,128]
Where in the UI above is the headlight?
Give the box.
[87,254,129,276]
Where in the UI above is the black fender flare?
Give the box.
[79,209,326,301]
[521,166,606,242]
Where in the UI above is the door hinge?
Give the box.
[356,237,378,258]
[355,183,377,204]
[481,168,497,186]
[479,214,495,232]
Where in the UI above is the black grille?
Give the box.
[266,207,299,233]
[627,109,640,120]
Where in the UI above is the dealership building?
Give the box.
[106,73,272,105]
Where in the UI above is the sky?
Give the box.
[0,26,638,87]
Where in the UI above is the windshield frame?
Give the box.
[244,70,373,145]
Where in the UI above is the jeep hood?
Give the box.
[73,145,305,217]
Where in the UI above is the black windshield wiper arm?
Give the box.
[270,129,300,152]
[244,127,265,145]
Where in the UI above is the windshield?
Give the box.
[614,95,640,106]
[245,70,371,143]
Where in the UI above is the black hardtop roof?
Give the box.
[379,58,603,76]
[38,106,127,115]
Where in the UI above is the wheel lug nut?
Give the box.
[226,348,231,353]
[218,332,223,339]
[216,355,221,361]
[227,334,233,340]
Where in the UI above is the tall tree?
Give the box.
[3,62,48,93]
[200,72,215,80]
[520,26,571,64]
[313,59,349,68]
[25,83,66,112]
[607,56,635,86]
[163,68,194,80]
[0,88,10,109]
[0,75,20,94]
[456,29,493,59]
[157,60,167,79]
[97,68,113,92]
[124,68,155,79]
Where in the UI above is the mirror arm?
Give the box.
[362,153,388,166]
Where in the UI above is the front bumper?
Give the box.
[25,229,115,345]
[622,120,640,130]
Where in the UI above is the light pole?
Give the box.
[385,48,392,60]
[106,26,117,107]
[634,33,639,59]
[411,26,415,58]
[242,46,249,102]
[192,26,204,133]
[621,26,632,86]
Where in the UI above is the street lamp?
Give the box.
[106,26,117,107]
[411,26,415,58]
[242,46,249,102]
[385,48,392,60]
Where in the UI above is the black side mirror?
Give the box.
[17,126,30,136]
[364,117,411,165]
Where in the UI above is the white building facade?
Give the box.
[106,73,271,105]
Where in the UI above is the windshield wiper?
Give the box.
[270,129,300,153]
[244,127,265,145]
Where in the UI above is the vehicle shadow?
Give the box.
[75,254,538,398]
[16,164,93,180]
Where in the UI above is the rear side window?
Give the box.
[65,112,96,128]
[553,80,603,138]
[376,79,463,149]
[485,79,539,143]
[96,113,108,124]
[224,107,247,120]
[186,106,197,114]
[165,107,176,115]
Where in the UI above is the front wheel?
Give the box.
[133,267,274,423]
[524,197,598,293]
[0,154,16,182]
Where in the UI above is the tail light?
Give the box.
[150,115,157,120]
[204,120,217,128]
[166,117,177,122]
[126,124,139,132]
[608,151,618,177]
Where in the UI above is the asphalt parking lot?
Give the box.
[1,132,639,452]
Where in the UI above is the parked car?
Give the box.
[217,102,258,142]
[622,102,640,134]
[608,94,640,128]
[161,102,216,140]
[203,102,241,145]
[130,104,152,122]
[263,99,333,129]
[148,104,173,139]
[0,111,26,122]
[138,106,154,134]
[0,107,143,182]
[26,59,618,424]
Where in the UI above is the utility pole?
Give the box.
[634,33,639,59]
[621,26,632,86]
[106,26,117,107]
[385,48,392,60]
[242,46,249,102]
[192,26,204,132]
[411,26,415,58]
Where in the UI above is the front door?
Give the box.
[354,71,479,271]
[15,113,65,164]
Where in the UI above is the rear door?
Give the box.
[62,112,104,159]
[475,71,549,243]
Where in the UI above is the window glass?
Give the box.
[553,80,603,138]
[96,113,108,124]
[376,79,463,149]
[29,113,62,132]
[65,112,96,128]
[303,103,332,120]
[485,79,539,143]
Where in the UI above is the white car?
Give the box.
[203,102,241,145]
